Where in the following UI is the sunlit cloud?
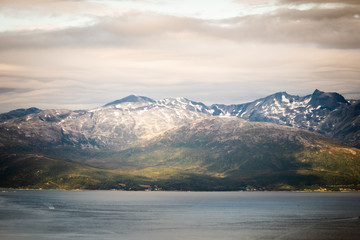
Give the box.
[0,0,359,112]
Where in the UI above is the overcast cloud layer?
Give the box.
[0,0,359,112]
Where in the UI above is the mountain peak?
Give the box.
[104,95,155,106]
[313,89,324,95]
[309,89,348,110]
[0,107,42,122]
[262,91,290,102]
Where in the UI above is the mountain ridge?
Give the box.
[0,90,359,191]
[0,90,358,148]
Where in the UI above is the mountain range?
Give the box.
[0,90,359,191]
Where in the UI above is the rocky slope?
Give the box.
[1,90,358,149]
[210,90,359,148]
[318,101,360,148]
[0,96,208,150]
[0,107,41,122]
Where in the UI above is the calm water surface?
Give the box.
[0,191,359,240]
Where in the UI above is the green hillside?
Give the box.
[0,152,244,191]
[108,118,360,191]
[0,152,151,190]
[1,118,360,191]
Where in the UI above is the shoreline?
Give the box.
[1,188,360,193]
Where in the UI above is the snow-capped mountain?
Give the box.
[1,91,360,190]
[210,90,359,147]
[211,90,348,130]
[0,90,358,150]
[0,107,41,122]
[0,95,209,150]
[318,101,360,148]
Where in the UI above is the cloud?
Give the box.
[0,0,160,18]
[0,0,93,16]
[0,2,359,50]
[0,87,31,94]
[0,13,207,50]
[0,0,359,112]
[1,0,359,49]
[275,6,360,20]
[0,37,358,110]
[280,0,360,5]
[225,8,360,49]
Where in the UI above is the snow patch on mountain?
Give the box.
[0,90,358,150]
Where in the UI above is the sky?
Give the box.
[0,0,359,112]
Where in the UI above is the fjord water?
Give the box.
[0,191,359,240]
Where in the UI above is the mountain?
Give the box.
[0,107,42,122]
[0,97,209,151]
[1,90,357,149]
[211,90,357,148]
[211,90,349,129]
[104,94,156,106]
[319,101,360,148]
[0,91,359,191]
[117,117,360,190]
[1,117,359,191]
